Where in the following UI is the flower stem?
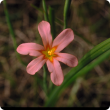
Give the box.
[42,0,48,98]
[3,0,26,66]
[48,6,56,92]
[42,0,49,22]
[64,0,72,29]
[43,64,48,97]
[49,6,56,39]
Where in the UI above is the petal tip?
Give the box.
[26,65,36,75]
[51,73,64,86]
[72,57,78,67]
[38,20,50,28]
[66,28,74,40]
[16,44,22,54]
[69,57,78,67]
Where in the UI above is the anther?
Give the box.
[48,50,52,55]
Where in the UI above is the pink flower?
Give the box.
[17,21,78,86]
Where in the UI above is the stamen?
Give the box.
[48,50,52,55]
[41,47,56,61]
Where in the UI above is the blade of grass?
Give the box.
[79,38,110,64]
[67,77,83,107]
[42,0,49,22]
[64,0,71,29]
[3,0,26,66]
[31,4,64,26]
[49,6,56,39]
[43,64,48,98]
[44,38,110,106]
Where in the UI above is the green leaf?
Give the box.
[3,0,26,66]
[49,6,56,39]
[42,0,49,22]
[64,0,72,29]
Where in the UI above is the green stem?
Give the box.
[64,0,72,29]
[3,0,26,66]
[43,64,48,97]
[42,0,49,21]
[48,6,56,92]
[49,6,56,39]
[42,0,48,97]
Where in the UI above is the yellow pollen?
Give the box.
[48,50,52,55]
[42,47,56,61]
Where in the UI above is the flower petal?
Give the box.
[46,59,64,86]
[55,53,78,67]
[52,29,74,52]
[17,43,44,57]
[26,55,46,75]
[38,21,52,48]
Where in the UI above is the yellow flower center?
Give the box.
[42,47,56,61]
